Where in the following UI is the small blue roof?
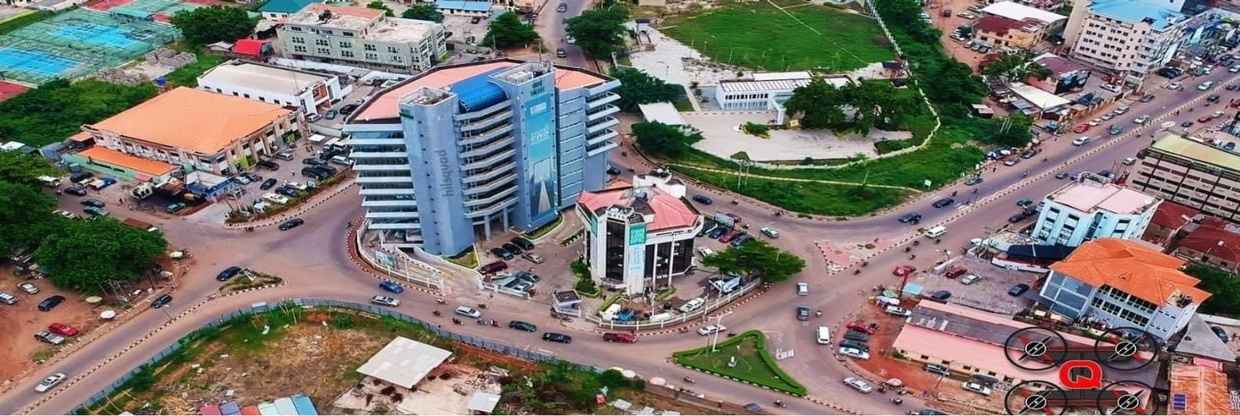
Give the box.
[450,70,507,112]
[435,0,490,12]
[1089,0,1185,31]
[260,0,319,14]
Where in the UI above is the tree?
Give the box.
[784,77,849,130]
[0,181,58,256]
[982,51,1051,83]
[785,79,917,134]
[981,115,1033,147]
[1185,263,1240,316]
[566,4,628,58]
[401,3,442,22]
[0,151,57,187]
[702,240,805,283]
[631,121,702,158]
[170,6,257,46]
[366,0,394,17]
[0,79,157,147]
[609,67,683,112]
[483,12,539,49]
[34,218,167,294]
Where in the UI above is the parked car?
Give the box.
[479,261,507,274]
[38,295,65,312]
[303,158,326,166]
[1008,283,1030,297]
[760,226,780,238]
[679,297,705,313]
[944,266,967,279]
[370,295,399,307]
[501,243,523,256]
[83,207,109,217]
[1072,136,1091,146]
[1198,81,1215,91]
[511,237,535,251]
[521,252,544,264]
[843,330,870,343]
[324,110,338,120]
[151,294,173,309]
[898,213,922,224]
[278,218,305,231]
[839,347,870,360]
[260,178,278,190]
[35,330,65,345]
[556,48,567,58]
[846,321,876,335]
[929,290,952,301]
[697,324,726,336]
[17,281,39,294]
[379,280,404,294]
[80,199,106,208]
[691,195,713,205]
[796,305,811,321]
[63,185,87,196]
[542,332,572,343]
[216,266,243,281]
[964,176,983,186]
[962,381,993,396]
[932,198,955,208]
[797,282,809,296]
[843,377,874,393]
[1072,123,1089,133]
[960,274,981,285]
[1211,326,1229,343]
[48,323,79,337]
[34,372,67,393]
[256,160,280,170]
[455,305,482,318]
[884,305,911,317]
[0,292,16,305]
[603,332,638,343]
[839,339,870,352]
[1108,125,1123,135]
[69,172,94,183]
[892,265,916,277]
[165,202,187,214]
[509,320,538,332]
[490,247,513,260]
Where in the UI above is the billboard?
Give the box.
[522,82,558,227]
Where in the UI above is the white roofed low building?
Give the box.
[714,72,851,124]
[197,60,350,117]
[356,336,453,389]
[1031,178,1162,247]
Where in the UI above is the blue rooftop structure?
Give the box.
[1090,0,1185,30]
[259,0,319,14]
[435,0,491,12]
[450,70,507,112]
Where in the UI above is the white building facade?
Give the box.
[1032,178,1161,247]
[197,61,350,117]
[1062,0,1190,86]
[276,4,448,74]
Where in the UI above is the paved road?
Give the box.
[3,58,1238,416]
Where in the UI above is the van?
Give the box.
[816,326,831,344]
[760,227,779,238]
[925,363,951,377]
[479,261,507,274]
[875,296,900,306]
[330,155,353,166]
[696,247,715,258]
[36,176,61,188]
[603,332,638,343]
[923,225,947,238]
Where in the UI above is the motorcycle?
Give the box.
[683,376,695,384]
[891,397,903,405]
[773,400,786,408]
[432,310,441,317]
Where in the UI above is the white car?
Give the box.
[455,305,482,318]
[678,297,705,313]
[960,274,981,285]
[962,381,993,396]
[1198,81,1214,91]
[1122,157,1137,166]
[839,347,870,360]
[263,193,289,205]
[1167,82,1182,90]
[35,372,66,393]
[1087,118,1101,126]
[17,281,39,294]
[52,210,76,219]
[885,305,911,317]
[370,295,399,307]
[1113,105,1129,115]
[1133,115,1151,125]
[1072,136,1091,146]
[697,324,726,336]
[796,282,809,296]
[843,377,873,393]
[1230,65,1240,73]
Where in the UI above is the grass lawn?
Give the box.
[0,79,157,147]
[677,165,910,216]
[447,246,479,268]
[662,1,894,72]
[163,47,225,87]
[673,330,807,396]
[522,215,563,239]
[0,10,50,36]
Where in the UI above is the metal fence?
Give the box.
[585,281,761,331]
[76,297,600,413]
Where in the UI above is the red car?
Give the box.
[944,266,967,279]
[719,230,739,243]
[1198,115,1213,123]
[1072,124,1089,133]
[48,323,78,337]
[892,265,916,277]
[846,321,877,335]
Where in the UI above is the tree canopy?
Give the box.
[608,67,683,112]
[401,3,443,22]
[170,6,257,46]
[982,51,1051,83]
[784,79,918,134]
[366,1,395,17]
[34,218,167,294]
[483,12,539,49]
[631,121,702,158]
[702,239,805,283]
[0,79,156,147]
[0,181,59,256]
[566,5,628,58]
[1185,263,1240,317]
[0,151,57,187]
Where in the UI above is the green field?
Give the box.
[673,331,807,396]
[662,2,894,72]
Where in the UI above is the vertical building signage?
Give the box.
[523,80,557,225]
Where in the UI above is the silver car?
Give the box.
[455,305,482,318]
[35,372,66,393]
[17,281,38,295]
[370,295,400,307]
[843,377,873,393]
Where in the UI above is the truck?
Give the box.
[121,218,160,233]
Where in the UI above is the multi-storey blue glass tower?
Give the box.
[345,60,621,256]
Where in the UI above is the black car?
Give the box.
[302,167,329,180]
[542,332,572,343]
[508,320,538,332]
[839,339,870,352]
[1055,172,1070,180]
[260,178,278,190]
[151,294,172,309]
[69,172,94,183]
[278,218,305,231]
[1008,212,1030,223]
[63,185,88,196]
[1207,94,1221,103]
[491,247,513,260]
[707,227,728,239]
[81,199,106,208]
[606,167,622,175]
[242,172,261,182]
[1008,283,1030,297]
[692,195,714,205]
[511,237,534,251]
[217,266,243,281]
[502,243,523,255]
[303,158,326,166]
[929,290,952,301]
[313,165,339,177]
[932,198,955,208]
[37,295,65,312]
[898,213,922,224]
[256,160,280,171]
[340,103,360,115]
[276,186,301,198]
[1212,326,1230,342]
[796,305,810,321]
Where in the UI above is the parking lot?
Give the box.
[0,267,108,382]
[907,254,1039,316]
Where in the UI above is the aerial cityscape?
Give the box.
[1,0,1239,412]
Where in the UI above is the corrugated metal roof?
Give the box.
[1151,133,1240,173]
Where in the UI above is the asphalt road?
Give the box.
[3,48,1239,416]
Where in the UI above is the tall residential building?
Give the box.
[276,4,447,74]
[344,60,621,256]
[1062,0,1190,86]
[576,171,703,296]
[1031,179,1161,247]
[1037,239,1210,340]
[1130,133,1240,223]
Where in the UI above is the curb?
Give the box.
[222,180,357,230]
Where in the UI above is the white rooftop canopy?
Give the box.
[356,336,453,389]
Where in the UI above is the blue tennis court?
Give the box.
[51,22,146,50]
[0,48,79,78]
[0,8,179,84]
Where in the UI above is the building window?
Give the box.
[343,31,355,37]
[392,55,402,62]
[364,43,377,51]
[339,41,352,48]
[317,48,330,55]
[341,50,354,58]
[365,52,378,60]
[387,46,399,53]
[315,39,329,46]
[291,36,305,44]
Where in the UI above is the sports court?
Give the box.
[0,1,187,85]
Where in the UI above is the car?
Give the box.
[274,149,295,161]
[1108,125,1123,135]
[259,178,278,190]
[1008,283,1030,297]
[944,266,967,279]
[34,372,67,393]
[83,207,110,217]
[606,167,621,175]
[69,171,94,183]
[1008,211,1030,223]
[256,160,280,171]
[301,167,329,180]
[1207,95,1222,104]
[510,237,534,251]
[455,305,482,318]
[63,185,88,196]
[340,103,360,115]
[275,186,300,198]
[1133,115,1151,124]
[1055,172,1070,180]
[509,320,538,332]
[303,158,326,166]
[1003,158,1019,167]
[707,227,728,239]
[48,323,79,337]
[839,347,870,360]
[691,195,714,205]
[370,295,399,307]
[1139,95,1155,103]
[697,324,726,336]
[216,266,243,281]
[1087,118,1101,126]
[80,199,105,208]
[962,381,993,396]
[1211,326,1229,343]
[1167,82,1182,90]
[1231,65,1240,73]
[379,280,404,294]
[603,332,638,343]
[0,292,16,305]
[898,213,922,224]
[929,290,952,301]
[1072,123,1089,133]
[35,330,65,345]
[521,252,545,264]
[760,226,779,239]
[843,377,873,393]
[1181,121,1194,128]
[556,2,567,11]
[151,294,172,309]
[542,332,572,343]
[1101,113,1114,121]
[479,261,507,274]
[1113,105,1129,115]
[324,110,338,120]
[1072,136,1091,146]
[796,282,809,296]
[845,321,875,335]
[796,305,811,321]
[501,242,523,255]
[264,192,290,205]
[892,265,916,277]
[556,48,567,58]
[839,339,870,353]
[37,295,65,312]
[932,198,955,208]
[743,403,763,413]
[234,175,252,185]
[1122,157,1137,166]
[490,247,513,260]
[17,281,39,294]
[163,202,187,214]
[964,176,983,186]
[719,230,739,243]
[885,305,911,317]
[1198,81,1215,91]
[278,218,305,231]
[679,297,705,313]
[960,274,981,285]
